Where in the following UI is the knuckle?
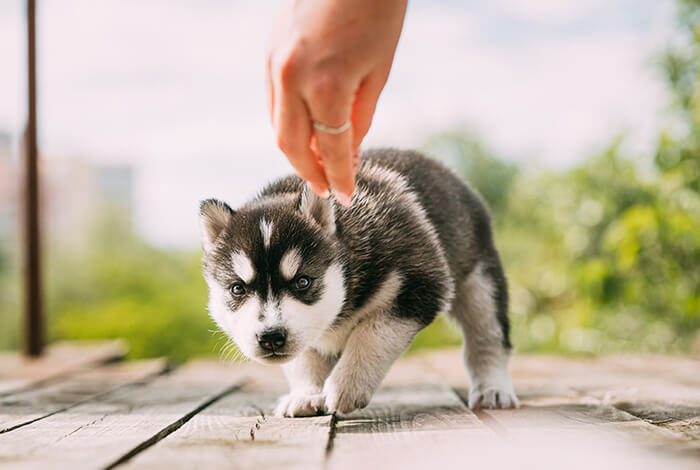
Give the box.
[308,71,345,102]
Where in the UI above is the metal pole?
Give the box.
[23,0,43,357]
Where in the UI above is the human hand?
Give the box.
[266,0,407,205]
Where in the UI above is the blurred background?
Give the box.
[0,0,698,361]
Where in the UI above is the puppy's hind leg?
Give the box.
[450,261,518,409]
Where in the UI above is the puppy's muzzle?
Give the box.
[257,327,287,352]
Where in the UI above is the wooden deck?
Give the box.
[0,342,698,469]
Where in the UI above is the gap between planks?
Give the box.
[2,350,698,470]
[111,353,700,470]
[0,340,129,397]
[104,383,242,470]
[0,358,169,434]
[114,364,329,470]
[0,361,246,470]
[116,361,490,470]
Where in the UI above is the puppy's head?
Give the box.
[200,186,344,364]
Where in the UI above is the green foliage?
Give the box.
[409,316,462,353]
[43,205,463,359]
[424,131,518,217]
[41,133,700,359]
[46,207,220,362]
[507,150,698,353]
[418,129,698,355]
[0,237,20,350]
[413,1,700,354]
[9,0,700,359]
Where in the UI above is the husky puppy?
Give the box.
[200,148,518,417]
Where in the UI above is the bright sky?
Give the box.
[0,0,676,247]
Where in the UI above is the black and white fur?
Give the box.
[200,148,518,416]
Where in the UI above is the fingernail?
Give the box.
[333,189,352,207]
[311,184,330,199]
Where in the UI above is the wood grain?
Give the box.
[0,340,128,396]
[326,383,495,470]
[122,365,332,470]
[0,358,168,433]
[0,362,242,470]
[117,389,278,469]
[1,349,698,469]
[410,350,700,403]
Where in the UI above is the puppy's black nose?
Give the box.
[257,328,287,352]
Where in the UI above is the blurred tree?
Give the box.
[581,0,700,343]
[37,0,700,359]
[657,0,700,192]
[431,1,700,354]
[46,205,220,362]
[0,238,20,350]
[423,131,518,218]
[423,63,700,354]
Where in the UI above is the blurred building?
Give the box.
[98,165,133,209]
[43,159,134,245]
[0,134,134,247]
[0,130,17,240]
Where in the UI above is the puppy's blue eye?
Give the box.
[230,282,246,297]
[295,276,311,291]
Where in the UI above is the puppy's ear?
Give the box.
[298,184,336,235]
[199,199,234,252]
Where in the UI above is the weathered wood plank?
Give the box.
[452,387,700,468]
[472,407,700,469]
[452,386,640,429]
[614,400,700,449]
[0,340,128,396]
[349,351,700,469]
[440,351,700,456]
[1,350,697,469]
[0,362,243,470]
[399,348,700,441]
[121,362,332,470]
[599,355,700,388]
[117,389,276,470]
[122,389,332,470]
[326,383,495,470]
[0,358,168,433]
[126,361,492,470]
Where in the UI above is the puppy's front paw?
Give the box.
[274,393,326,417]
[468,379,519,409]
[323,380,372,415]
